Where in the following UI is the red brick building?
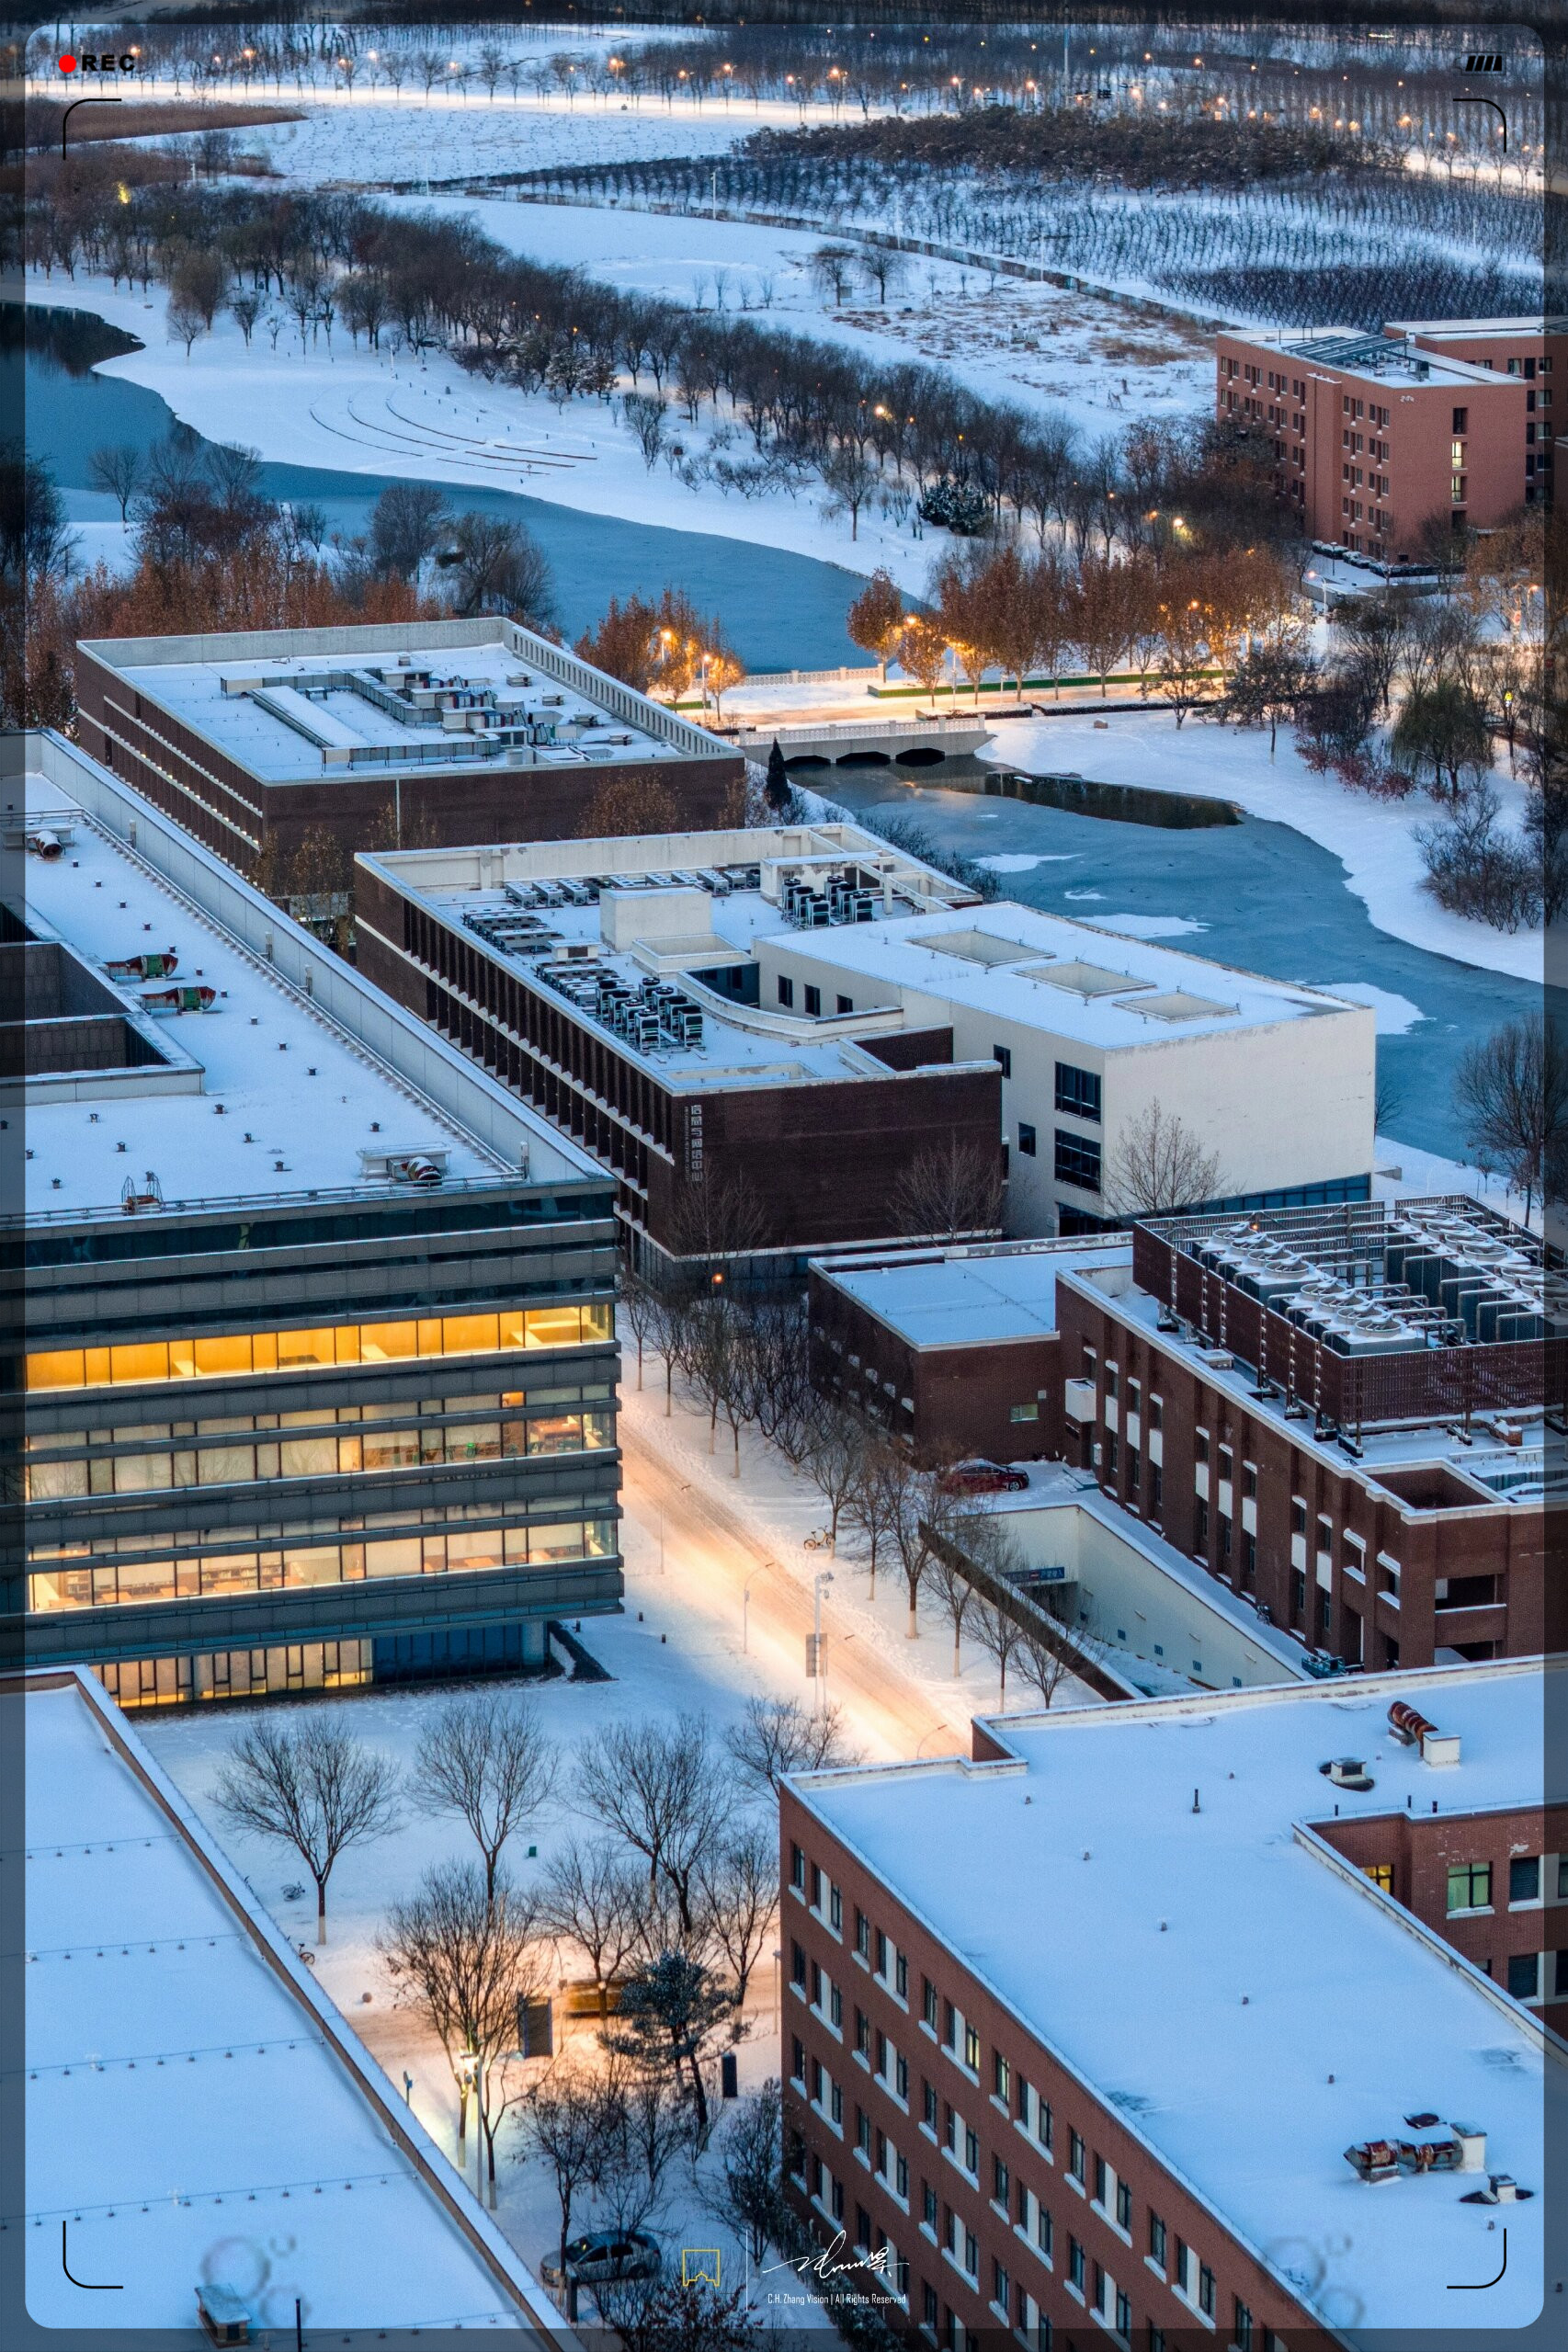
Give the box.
[73,619,744,877]
[1052,1199,1560,1673]
[353,825,1005,1272]
[780,1660,1551,2352]
[785,1655,1561,2352]
[808,1237,1131,1463]
[1216,324,1533,561]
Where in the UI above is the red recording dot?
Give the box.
[58,54,77,74]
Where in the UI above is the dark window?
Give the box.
[875,1928,889,1975]
[941,1998,957,2049]
[994,2051,1011,2102]
[1452,405,1469,433]
[829,1883,843,1931]
[1243,1462,1257,1499]
[1148,2212,1166,2269]
[804,984,822,1017]
[1018,1122,1038,1157]
[1116,2177,1132,2232]
[923,2183,938,2230]
[1148,1394,1162,1431]
[1116,2287,1131,2340]
[1195,1430,1210,1463]
[1102,1432,1119,1479]
[1068,2237,1085,2292]
[1506,1952,1539,2001]
[1447,1862,1492,1914]
[1199,2264,1215,2319]
[1151,1463,1163,1514]
[792,2036,806,2082]
[993,1044,1013,1078]
[1069,2130,1085,2182]
[1555,1949,1568,1997]
[836,994,853,1016]
[1194,1499,1209,1551]
[855,1907,870,1956]
[777,975,794,1008]
[1234,2301,1255,2352]
[790,1941,807,1987]
[1291,1568,1306,1625]
[923,2082,938,2130]
[922,1978,938,2031]
[790,1843,805,1889]
[1055,1131,1102,1192]
[1093,2155,1108,2205]
[1054,1061,1102,1121]
[994,2154,1010,2206]
[1291,1497,1307,1535]
[1510,1857,1540,1903]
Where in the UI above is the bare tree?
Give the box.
[1102,1099,1222,1219]
[884,1454,953,1638]
[86,443,143,524]
[517,2060,625,2292]
[723,1695,857,1801]
[801,1406,865,1551]
[695,1818,779,2005]
[537,1837,645,2021]
[213,1718,399,1944]
[928,1543,978,1676]
[972,1596,1028,1705]
[845,1434,906,1599]
[1453,1015,1568,1223]
[705,2079,785,2265]
[1010,1618,1085,1711]
[809,243,858,306]
[166,299,207,359]
[409,1690,557,1903]
[889,1138,1005,1242]
[380,1861,548,2201]
[574,1716,727,1936]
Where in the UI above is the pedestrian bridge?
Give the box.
[728,713,993,767]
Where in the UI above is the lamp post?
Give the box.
[812,1570,835,1713]
[457,2048,483,2200]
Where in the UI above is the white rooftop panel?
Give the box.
[20,1670,572,2338]
[16,779,500,1216]
[794,1661,1554,2345]
[818,1238,1132,1348]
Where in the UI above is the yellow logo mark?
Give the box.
[682,2249,722,2289]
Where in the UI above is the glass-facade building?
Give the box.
[8,733,623,1706]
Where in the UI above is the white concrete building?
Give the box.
[756,903,1375,1235]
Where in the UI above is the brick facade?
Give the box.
[1053,1279,1551,1674]
[354,864,1004,1266]
[778,1800,1333,2352]
[808,1267,1063,1463]
[74,646,743,877]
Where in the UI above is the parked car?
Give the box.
[541,2231,660,2290]
[939,1459,1030,1496]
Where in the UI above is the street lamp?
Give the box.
[812,1570,835,1713]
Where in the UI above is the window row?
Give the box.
[23,1410,615,1499]
[27,1516,617,1613]
[23,1301,615,1393]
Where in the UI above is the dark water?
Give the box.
[10,302,869,667]
[823,767,1551,1167]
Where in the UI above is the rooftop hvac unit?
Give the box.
[196,2283,253,2346]
[358,1145,449,1186]
[106,948,178,981]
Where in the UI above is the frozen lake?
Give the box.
[10,302,872,669]
[824,765,1551,1168]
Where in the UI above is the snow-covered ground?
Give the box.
[392,192,1214,439]
[27,271,934,591]
[138,1369,1096,2317]
[990,705,1541,985]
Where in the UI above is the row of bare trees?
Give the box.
[211,1686,847,2244]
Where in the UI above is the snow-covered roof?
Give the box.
[776,904,1366,1051]
[1065,1266,1554,1501]
[1232,325,1517,391]
[812,1235,1132,1348]
[19,1666,574,2339]
[10,743,602,1219]
[790,1659,1556,2346]
[84,618,726,786]
[372,823,984,1091]
[1384,317,1548,338]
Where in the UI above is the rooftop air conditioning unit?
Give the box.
[358,1145,449,1186]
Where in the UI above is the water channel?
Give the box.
[17,302,1545,1166]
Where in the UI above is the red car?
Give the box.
[939,1459,1030,1496]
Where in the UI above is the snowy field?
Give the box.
[390,192,1215,438]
